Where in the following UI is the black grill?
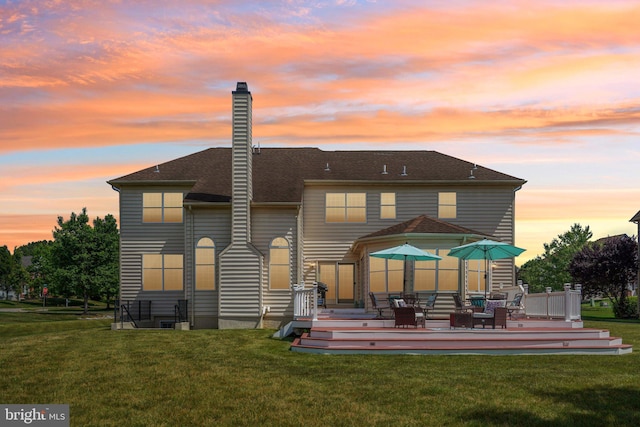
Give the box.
[316,282,328,308]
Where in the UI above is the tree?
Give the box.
[0,246,14,299]
[569,234,638,319]
[519,224,593,292]
[91,214,120,309]
[50,208,119,314]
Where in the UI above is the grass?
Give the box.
[1,309,640,426]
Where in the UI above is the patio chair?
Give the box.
[506,292,524,319]
[472,300,507,329]
[453,293,475,312]
[393,306,424,328]
[422,293,438,319]
[369,292,390,318]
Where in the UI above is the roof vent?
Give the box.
[473,163,478,170]
[400,165,407,176]
[154,165,160,173]
[324,162,331,172]
[468,169,476,179]
[381,164,388,175]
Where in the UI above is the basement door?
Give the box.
[318,262,355,305]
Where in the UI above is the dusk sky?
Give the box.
[1,0,639,264]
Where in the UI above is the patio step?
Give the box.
[290,327,632,355]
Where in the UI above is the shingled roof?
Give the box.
[108,147,526,203]
[358,215,489,240]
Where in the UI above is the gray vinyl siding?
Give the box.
[118,186,190,318]
[218,88,263,321]
[218,245,262,317]
[192,207,231,316]
[185,206,232,320]
[231,91,253,244]
[252,207,299,317]
[302,183,520,290]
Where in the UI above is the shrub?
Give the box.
[612,297,638,319]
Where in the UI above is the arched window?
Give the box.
[195,237,215,290]
[269,237,290,290]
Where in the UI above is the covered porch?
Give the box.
[348,215,517,312]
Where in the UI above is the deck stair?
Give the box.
[285,307,632,355]
[290,321,632,356]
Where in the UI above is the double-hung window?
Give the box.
[143,254,183,291]
[143,192,183,223]
[326,193,366,223]
[380,193,396,219]
[438,192,457,219]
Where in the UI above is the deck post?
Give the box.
[564,283,570,321]
[312,283,318,321]
[574,284,582,320]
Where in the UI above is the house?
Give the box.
[631,211,640,298]
[108,82,527,329]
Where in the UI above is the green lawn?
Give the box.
[1,311,639,426]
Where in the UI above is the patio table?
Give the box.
[450,312,472,328]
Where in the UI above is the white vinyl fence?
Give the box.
[523,283,582,321]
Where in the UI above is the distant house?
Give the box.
[108,82,527,329]
[631,211,640,298]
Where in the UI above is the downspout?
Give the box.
[633,215,640,319]
[109,184,123,310]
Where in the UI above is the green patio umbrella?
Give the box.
[370,243,441,293]
[448,238,525,298]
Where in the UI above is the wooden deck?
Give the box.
[285,309,633,356]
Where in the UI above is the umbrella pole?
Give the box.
[484,258,489,299]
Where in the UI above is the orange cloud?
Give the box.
[0,215,57,251]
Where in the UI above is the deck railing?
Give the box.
[523,284,582,321]
[292,283,318,321]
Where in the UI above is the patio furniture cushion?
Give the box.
[392,298,407,308]
[489,292,508,300]
[484,299,506,315]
